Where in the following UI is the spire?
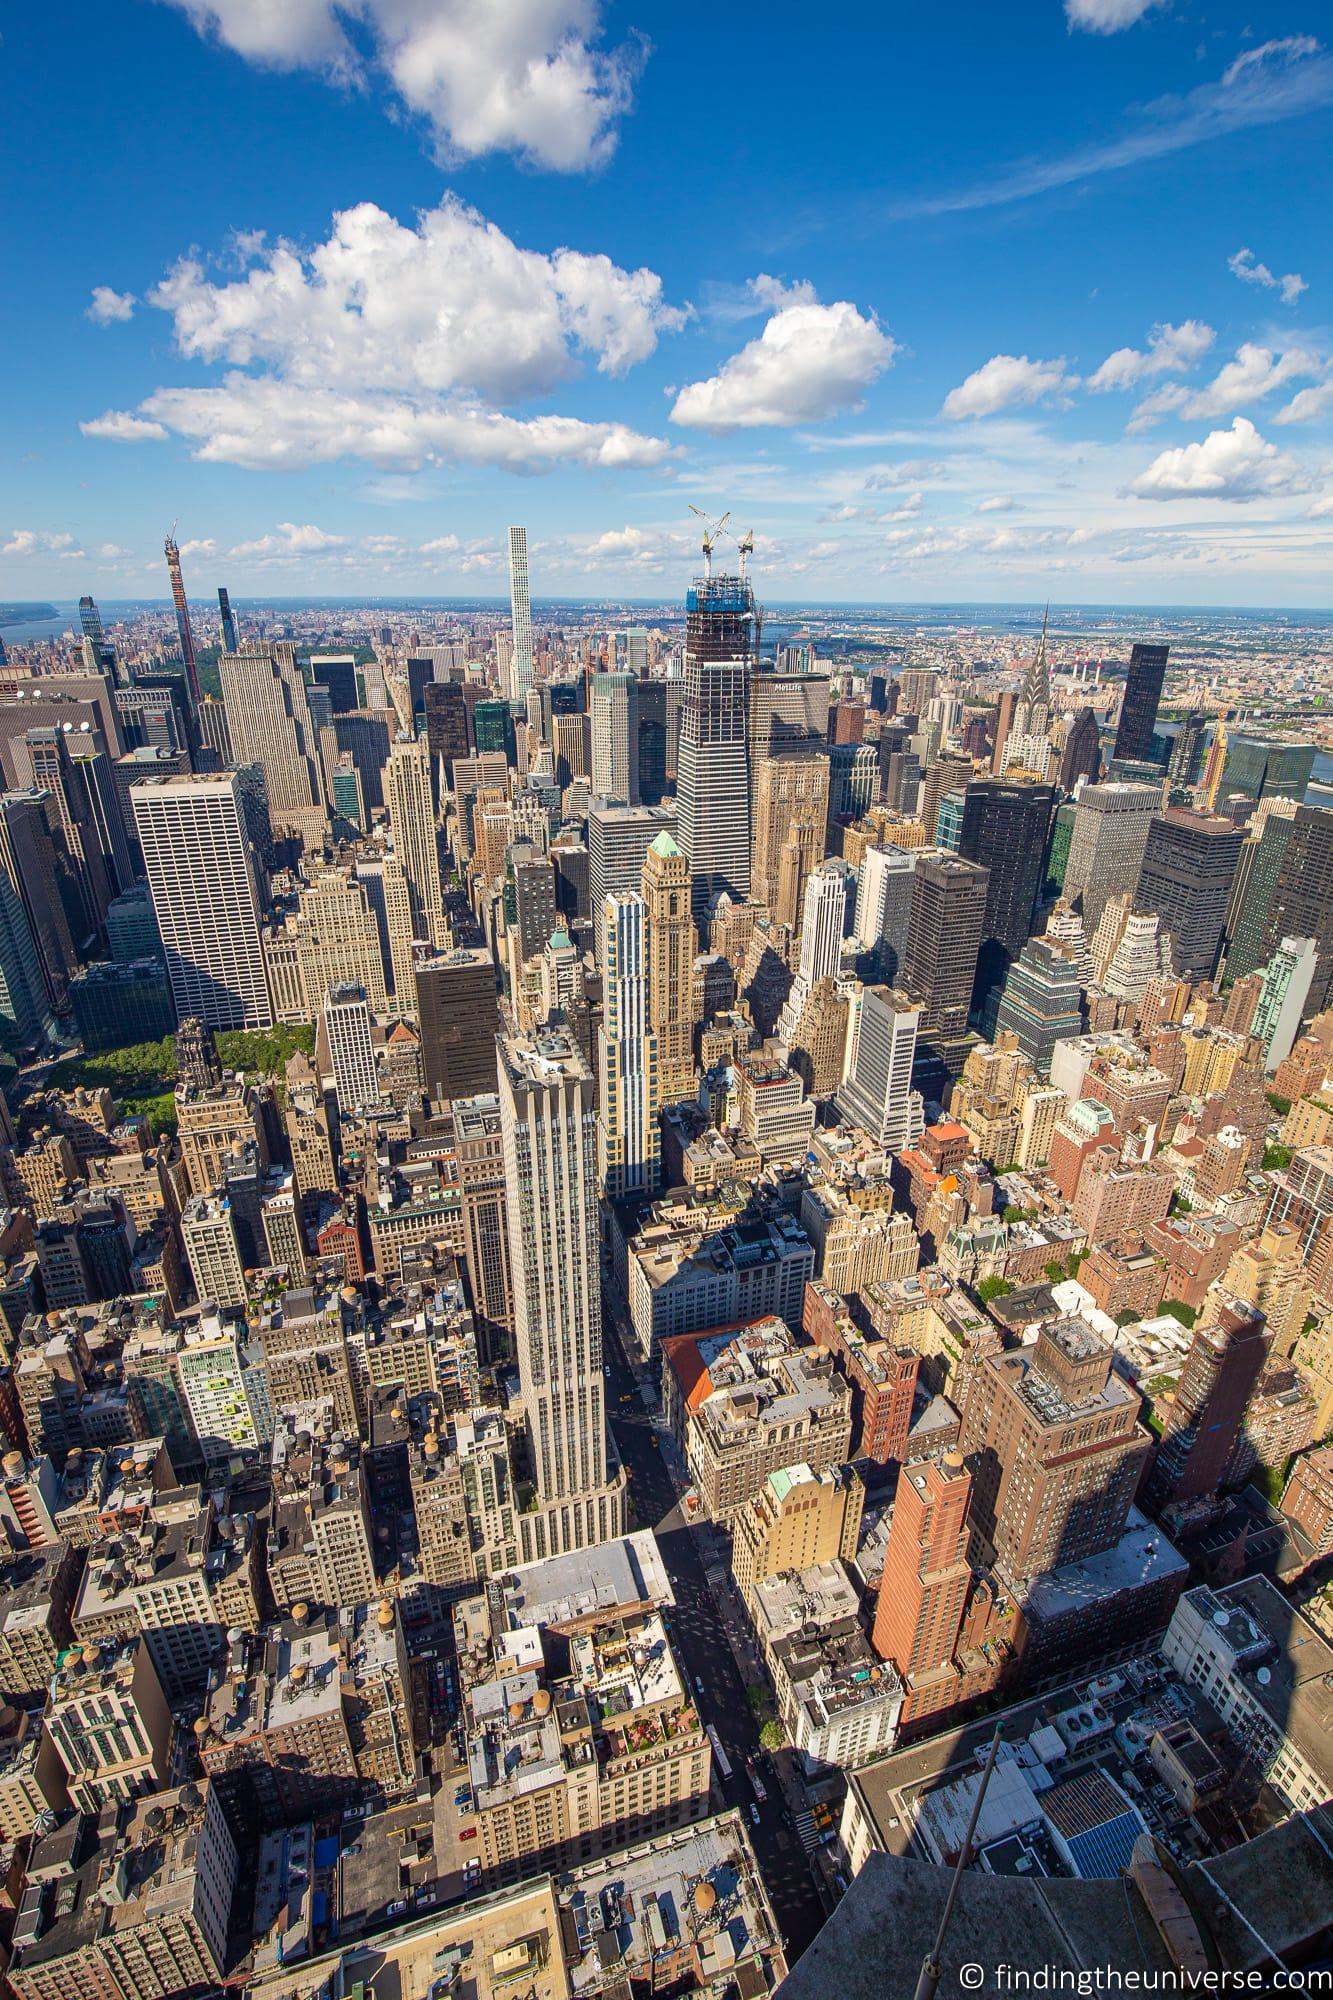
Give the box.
[1020,604,1051,714]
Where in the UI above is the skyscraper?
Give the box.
[590,673,639,804]
[750,755,830,928]
[1062,781,1160,934]
[1223,800,1298,983]
[992,936,1084,1076]
[386,734,447,947]
[163,530,202,710]
[901,853,990,1080]
[854,844,917,982]
[507,526,534,700]
[0,790,78,1015]
[133,773,272,1028]
[498,1028,626,1558]
[78,596,118,682]
[958,777,1055,1019]
[837,985,922,1149]
[1258,805,1333,1023]
[871,1451,972,1684]
[597,892,660,1200]
[677,570,755,927]
[1059,707,1102,791]
[218,645,327,847]
[413,947,499,1105]
[641,828,696,1104]
[1112,643,1170,765]
[1134,807,1244,981]
[778,859,848,1044]
[323,983,379,1114]
[1146,1298,1269,1514]
[217,587,239,655]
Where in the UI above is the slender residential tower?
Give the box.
[164,529,202,708]
[507,526,534,700]
[217,587,239,655]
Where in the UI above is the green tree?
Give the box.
[1263,1143,1294,1171]
[976,1276,1013,1303]
[1265,1092,1292,1117]
[758,1720,784,1752]
[1160,1298,1198,1329]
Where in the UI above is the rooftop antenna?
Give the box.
[912,1725,1004,2000]
[688,505,731,579]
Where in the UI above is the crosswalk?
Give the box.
[793,1811,821,1855]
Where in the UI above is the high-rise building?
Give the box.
[1258,805,1333,1024]
[1112,643,1169,765]
[386,734,446,947]
[588,802,674,961]
[1222,735,1316,804]
[751,754,830,929]
[854,843,917,983]
[1134,807,1244,981]
[413,946,499,1105]
[133,774,272,1028]
[219,645,327,846]
[1252,937,1319,1073]
[677,571,755,927]
[837,985,923,1149]
[598,892,659,1200]
[871,1450,972,1686]
[1222,799,1298,983]
[1062,781,1160,934]
[498,1028,625,1558]
[163,529,203,710]
[0,868,53,1052]
[323,982,379,1113]
[641,828,696,1104]
[422,679,470,793]
[0,789,78,1013]
[1147,1298,1270,1513]
[901,852,989,1080]
[992,935,1084,1076]
[1059,707,1102,790]
[958,777,1055,1018]
[590,672,639,804]
[217,585,239,654]
[507,526,534,700]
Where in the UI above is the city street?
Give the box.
[601,1303,827,1969]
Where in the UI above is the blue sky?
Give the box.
[3,0,1331,606]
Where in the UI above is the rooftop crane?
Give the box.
[733,527,755,578]
[688,505,731,577]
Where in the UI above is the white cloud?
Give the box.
[1087,320,1215,392]
[1128,415,1312,500]
[2,530,83,559]
[178,538,217,557]
[747,274,819,313]
[1128,342,1322,428]
[98,543,131,559]
[164,0,642,172]
[1223,37,1321,87]
[1228,245,1308,304]
[1276,381,1333,425]
[1306,494,1333,518]
[880,492,924,522]
[863,459,946,489]
[138,375,671,472]
[976,495,1017,513]
[231,522,348,557]
[86,196,680,474]
[87,286,137,324]
[1065,0,1162,33]
[942,354,1077,419]
[420,534,461,554]
[79,411,170,442]
[670,299,896,430]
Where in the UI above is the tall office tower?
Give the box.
[23,728,114,947]
[590,672,639,804]
[472,698,516,762]
[597,892,660,1199]
[507,526,534,699]
[871,1450,972,1683]
[901,853,989,1081]
[197,696,233,770]
[0,791,79,1014]
[386,735,447,947]
[641,829,696,1103]
[498,1027,626,1559]
[588,803,674,960]
[795,859,848,988]
[1146,1298,1270,1514]
[133,773,272,1028]
[958,777,1056,1019]
[992,936,1084,1077]
[1062,780,1160,934]
[1134,807,1244,981]
[552,711,589,789]
[635,677,668,805]
[1258,805,1333,1023]
[1059,707,1102,791]
[163,529,202,709]
[960,1317,1151,1587]
[677,569,755,928]
[423,680,469,785]
[217,586,239,654]
[453,1093,514,1361]
[78,595,119,682]
[219,646,327,846]
[323,982,379,1114]
[309,653,358,714]
[854,842,917,982]
[837,984,923,1148]
[919,751,975,849]
[507,842,558,965]
[413,945,499,1104]
[1253,936,1319,1073]
[1112,642,1170,765]
[747,671,831,779]
[625,626,650,678]
[0,869,54,1051]
[1168,710,1207,788]
[1222,799,1297,982]
[750,755,830,929]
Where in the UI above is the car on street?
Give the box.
[749,1804,761,1826]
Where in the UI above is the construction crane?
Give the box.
[688,505,730,577]
[733,528,754,579]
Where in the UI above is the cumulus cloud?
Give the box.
[164,0,642,172]
[941,354,1077,419]
[1128,342,1322,428]
[1087,320,1215,392]
[1065,0,1162,32]
[880,492,924,522]
[2,529,82,558]
[1276,381,1333,425]
[1228,245,1308,304]
[1128,415,1312,500]
[976,495,1017,514]
[84,196,679,474]
[670,299,896,430]
[230,522,348,558]
[87,286,137,324]
[80,411,170,442]
[178,538,218,557]
[420,534,461,554]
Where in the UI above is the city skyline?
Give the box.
[2,3,1331,605]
